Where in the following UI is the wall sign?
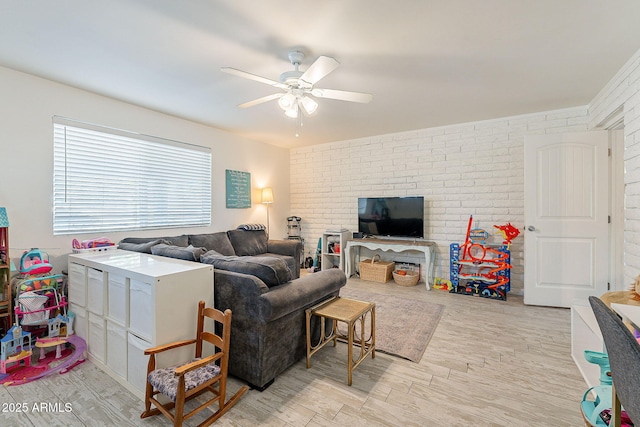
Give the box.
[225,169,251,209]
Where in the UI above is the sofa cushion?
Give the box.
[201,251,292,287]
[263,254,298,279]
[151,244,207,262]
[188,233,236,256]
[119,235,188,247]
[227,229,268,256]
[118,239,170,254]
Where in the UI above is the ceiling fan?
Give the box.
[221,51,372,118]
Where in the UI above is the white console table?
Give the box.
[345,238,436,289]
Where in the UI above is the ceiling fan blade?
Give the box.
[299,56,340,86]
[221,67,287,89]
[238,93,283,108]
[311,88,373,103]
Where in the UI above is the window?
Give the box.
[53,117,211,235]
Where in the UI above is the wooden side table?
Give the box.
[305,296,375,385]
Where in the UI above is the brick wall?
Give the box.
[290,106,590,294]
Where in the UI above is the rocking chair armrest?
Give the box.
[144,339,197,355]
[174,353,223,376]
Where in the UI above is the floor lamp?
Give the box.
[261,187,273,236]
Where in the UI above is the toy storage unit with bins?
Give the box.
[68,250,213,399]
[449,243,511,301]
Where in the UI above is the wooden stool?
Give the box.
[305,296,375,385]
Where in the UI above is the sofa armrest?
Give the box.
[213,269,271,322]
[260,269,347,322]
[267,239,302,259]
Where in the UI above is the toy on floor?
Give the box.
[0,320,86,385]
[449,216,520,301]
[0,335,86,385]
[0,267,85,385]
[0,325,33,374]
[432,277,452,291]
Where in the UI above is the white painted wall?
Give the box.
[0,66,290,271]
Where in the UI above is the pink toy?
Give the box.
[19,249,53,275]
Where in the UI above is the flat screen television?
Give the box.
[358,196,424,238]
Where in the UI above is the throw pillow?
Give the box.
[237,224,266,231]
[227,229,268,256]
[151,244,207,262]
[188,232,236,256]
[119,235,188,247]
[201,252,292,287]
[118,239,169,254]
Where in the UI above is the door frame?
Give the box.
[601,108,625,291]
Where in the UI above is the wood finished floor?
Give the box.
[1,277,587,426]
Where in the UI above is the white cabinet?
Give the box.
[321,230,350,271]
[68,250,213,399]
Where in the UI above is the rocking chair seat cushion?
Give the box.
[147,358,221,402]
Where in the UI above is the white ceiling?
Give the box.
[1,1,640,148]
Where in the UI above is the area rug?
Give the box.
[337,287,444,363]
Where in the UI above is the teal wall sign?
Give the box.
[225,169,251,208]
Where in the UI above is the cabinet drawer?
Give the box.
[129,279,153,342]
[68,263,87,306]
[88,312,105,363]
[68,303,87,342]
[106,320,127,380]
[127,332,152,394]
[107,274,127,325]
[87,268,104,316]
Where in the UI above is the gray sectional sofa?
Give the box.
[118,227,346,389]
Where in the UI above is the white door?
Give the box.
[524,131,609,307]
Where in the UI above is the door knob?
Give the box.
[527,225,536,232]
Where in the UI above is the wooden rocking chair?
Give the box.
[141,301,248,426]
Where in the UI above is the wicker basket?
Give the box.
[392,270,420,287]
[359,254,395,283]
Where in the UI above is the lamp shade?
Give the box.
[278,93,296,110]
[261,188,273,204]
[300,96,318,115]
[0,207,8,227]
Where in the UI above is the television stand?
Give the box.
[345,238,436,289]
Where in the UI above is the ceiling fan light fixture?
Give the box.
[278,93,296,110]
[299,96,318,115]
[284,103,299,118]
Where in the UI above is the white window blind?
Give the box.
[53,117,211,235]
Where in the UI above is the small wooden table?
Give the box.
[305,296,375,385]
